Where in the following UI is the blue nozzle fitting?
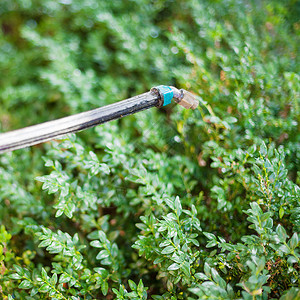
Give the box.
[151,85,174,107]
[151,85,199,109]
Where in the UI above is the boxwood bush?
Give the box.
[0,0,299,299]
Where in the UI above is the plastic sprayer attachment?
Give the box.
[0,86,199,154]
[170,87,199,110]
[151,85,199,109]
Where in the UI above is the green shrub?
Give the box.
[0,0,299,299]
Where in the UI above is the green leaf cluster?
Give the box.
[0,0,299,299]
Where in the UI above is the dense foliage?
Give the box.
[0,0,299,299]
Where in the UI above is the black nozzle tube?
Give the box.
[0,91,160,154]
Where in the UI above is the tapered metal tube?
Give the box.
[0,91,159,154]
[0,85,199,154]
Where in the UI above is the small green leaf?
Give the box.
[289,233,298,250]
[96,250,110,260]
[127,291,138,297]
[287,256,298,265]
[9,273,22,280]
[195,273,208,280]
[225,116,238,124]
[38,239,52,248]
[203,232,216,240]
[168,263,180,271]
[137,279,144,293]
[13,265,24,276]
[41,268,48,280]
[204,262,211,277]
[55,209,64,218]
[50,273,58,285]
[260,141,267,156]
[279,206,284,218]
[39,283,50,293]
[30,287,39,297]
[175,196,182,216]
[206,240,217,248]
[94,267,108,276]
[153,257,164,264]
[161,246,175,255]
[19,280,33,289]
[279,244,290,254]
[128,279,136,290]
[276,224,287,242]
[101,281,108,296]
[90,240,102,248]
[59,273,70,283]
[250,202,262,216]
[159,241,171,248]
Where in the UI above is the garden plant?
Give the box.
[0,0,299,299]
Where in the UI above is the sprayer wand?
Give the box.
[0,85,198,154]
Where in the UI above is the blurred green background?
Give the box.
[0,0,299,299]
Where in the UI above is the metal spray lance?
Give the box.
[0,86,199,154]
